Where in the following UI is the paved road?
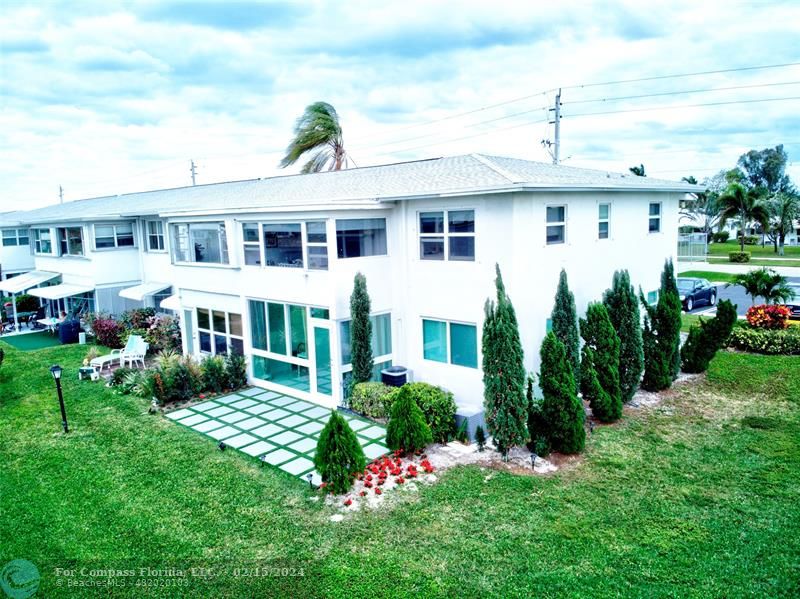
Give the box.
[685,276,800,317]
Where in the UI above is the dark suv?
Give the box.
[677,277,717,312]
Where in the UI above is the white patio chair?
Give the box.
[122,335,149,369]
[90,335,143,372]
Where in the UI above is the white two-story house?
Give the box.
[0,212,35,296]
[2,154,697,413]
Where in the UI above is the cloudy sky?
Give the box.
[1,0,799,210]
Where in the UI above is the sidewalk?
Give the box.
[679,261,800,277]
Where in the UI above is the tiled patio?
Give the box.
[166,387,388,485]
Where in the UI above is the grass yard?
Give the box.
[677,270,739,284]
[0,331,63,351]
[708,257,800,268]
[1,342,799,598]
[707,240,800,259]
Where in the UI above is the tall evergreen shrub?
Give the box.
[482,264,529,456]
[350,272,373,384]
[640,260,683,391]
[551,269,581,389]
[681,299,738,373]
[539,332,585,454]
[385,385,432,454]
[579,303,622,422]
[314,411,366,494]
[602,270,644,402]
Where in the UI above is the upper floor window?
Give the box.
[1,228,29,247]
[649,203,661,233]
[422,318,477,368]
[171,222,229,264]
[242,223,261,265]
[32,229,52,254]
[546,206,566,245]
[336,218,387,258]
[598,204,610,240]
[306,221,328,270]
[242,221,328,270]
[95,222,135,249]
[419,209,475,261]
[57,227,84,257]
[264,223,303,268]
[146,221,165,251]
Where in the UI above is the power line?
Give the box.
[564,96,800,119]
[567,80,800,105]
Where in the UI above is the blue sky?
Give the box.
[1,0,799,209]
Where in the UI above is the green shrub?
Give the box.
[110,366,136,386]
[385,385,432,454]
[201,355,226,393]
[455,418,469,443]
[539,332,584,454]
[602,270,644,403]
[712,231,730,243]
[120,307,156,329]
[387,382,456,443]
[475,425,486,451]
[551,269,581,389]
[164,361,200,404]
[0,348,4,370]
[681,300,738,374]
[729,251,751,263]
[728,326,800,355]
[579,302,622,422]
[350,273,373,384]
[15,294,39,312]
[349,382,394,419]
[313,410,366,494]
[738,235,759,246]
[580,346,618,423]
[120,327,149,348]
[641,260,682,390]
[224,351,247,390]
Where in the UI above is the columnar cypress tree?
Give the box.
[539,332,585,453]
[482,264,529,457]
[551,269,580,389]
[640,260,683,390]
[579,346,611,422]
[314,410,367,494]
[350,272,373,384]
[602,270,644,403]
[680,299,738,373]
[385,385,432,454]
[579,303,622,422]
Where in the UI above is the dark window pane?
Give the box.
[242,223,259,242]
[214,334,228,355]
[649,203,661,216]
[420,212,444,234]
[649,218,661,233]
[307,245,328,270]
[212,310,226,333]
[340,320,351,364]
[599,222,609,239]
[448,210,474,233]
[268,302,287,355]
[336,218,387,258]
[248,300,267,350]
[229,312,242,337]
[230,337,244,355]
[264,223,303,268]
[199,331,211,353]
[448,237,474,261]
[310,307,329,319]
[197,308,210,330]
[420,238,444,260]
[546,225,565,244]
[307,221,327,243]
[546,206,565,223]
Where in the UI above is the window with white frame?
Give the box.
[649,203,662,233]
[419,209,475,261]
[1,228,29,247]
[546,205,566,245]
[339,313,392,366]
[32,229,52,254]
[422,318,478,368]
[146,221,165,251]
[196,308,243,355]
[242,223,261,265]
[57,227,84,256]
[94,222,135,249]
[171,222,229,264]
[336,218,387,258]
[598,203,610,239]
[306,221,328,270]
[242,221,328,270]
[264,223,303,268]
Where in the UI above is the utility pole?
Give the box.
[190,160,197,186]
[59,185,63,203]
[541,88,562,165]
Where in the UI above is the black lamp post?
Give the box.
[530,452,537,471]
[306,473,314,489]
[50,364,69,433]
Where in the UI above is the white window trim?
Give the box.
[247,299,312,367]
[598,202,610,240]
[418,209,475,262]
[421,317,478,369]
[57,226,85,257]
[241,219,329,272]
[305,220,329,271]
[170,221,231,266]
[648,202,662,234]
[145,220,167,253]
[93,222,136,251]
[335,217,389,260]
[545,204,567,246]
[1,228,29,247]
[196,308,243,356]
[32,228,53,255]
[339,310,393,371]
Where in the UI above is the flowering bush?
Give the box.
[146,315,182,353]
[93,317,124,348]
[120,307,156,329]
[746,304,790,329]
[728,325,800,355]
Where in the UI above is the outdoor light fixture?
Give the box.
[306,473,314,489]
[49,364,69,433]
[259,455,267,467]
[589,420,595,434]
[218,441,226,451]
[530,453,537,470]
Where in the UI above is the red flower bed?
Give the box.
[746,304,791,329]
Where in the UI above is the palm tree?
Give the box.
[728,267,793,305]
[717,183,769,252]
[280,102,347,173]
[767,192,799,255]
[629,164,646,177]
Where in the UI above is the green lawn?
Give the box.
[1,342,799,597]
[708,257,800,268]
[708,240,800,258]
[0,331,63,351]
[678,270,739,284]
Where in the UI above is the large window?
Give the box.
[33,229,52,254]
[419,209,474,261]
[94,222,135,249]
[422,318,478,368]
[649,203,662,233]
[339,313,392,365]
[336,218,387,258]
[249,300,308,357]
[546,206,566,245]
[196,308,243,355]
[2,228,29,247]
[171,222,229,264]
[264,223,303,268]
[598,203,610,240]
[146,221,165,251]
[57,227,84,256]
[242,221,328,270]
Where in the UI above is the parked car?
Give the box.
[785,283,800,321]
[676,277,717,312]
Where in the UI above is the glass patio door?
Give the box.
[314,326,332,396]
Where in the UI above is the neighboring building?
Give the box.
[1,154,697,412]
[0,212,35,295]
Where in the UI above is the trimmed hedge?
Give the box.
[728,325,800,355]
[349,382,394,419]
[738,235,759,246]
[729,251,751,263]
[711,231,730,243]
